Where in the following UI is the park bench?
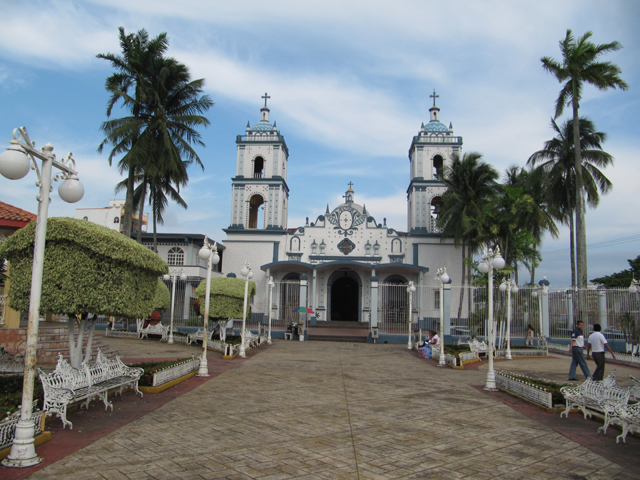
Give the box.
[136,318,170,341]
[613,402,640,444]
[0,346,24,373]
[631,375,640,401]
[560,371,632,434]
[187,325,216,345]
[38,350,143,430]
[468,338,489,357]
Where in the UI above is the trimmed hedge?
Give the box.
[0,217,168,319]
[194,277,256,320]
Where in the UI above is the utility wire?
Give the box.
[542,234,640,255]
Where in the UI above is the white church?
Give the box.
[221,92,464,330]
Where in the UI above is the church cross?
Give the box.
[262,92,271,108]
[430,89,439,107]
[347,181,354,189]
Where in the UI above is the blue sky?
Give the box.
[1,0,638,287]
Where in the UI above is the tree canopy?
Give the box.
[591,255,640,289]
[0,217,167,318]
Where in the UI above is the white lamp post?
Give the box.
[163,268,187,344]
[628,277,640,294]
[239,261,253,358]
[499,278,519,360]
[0,127,84,468]
[196,239,219,376]
[477,246,505,391]
[267,276,275,344]
[436,268,450,367]
[406,281,416,350]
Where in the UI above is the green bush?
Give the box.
[0,375,44,418]
[0,217,167,319]
[194,277,256,320]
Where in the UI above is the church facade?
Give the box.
[222,93,464,331]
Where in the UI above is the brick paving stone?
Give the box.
[6,341,640,479]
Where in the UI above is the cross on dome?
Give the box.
[262,92,271,108]
[430,89,439,107]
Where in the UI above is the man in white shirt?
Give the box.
[587,323,616,381]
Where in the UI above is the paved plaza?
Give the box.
[6,338,640,479]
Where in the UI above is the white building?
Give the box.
[222,93,464,328]
[75,199,148,233]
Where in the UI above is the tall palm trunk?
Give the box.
[457,241,466,322]
[153,192,159,253]
[136,175,148,243]
[572,94,588,288]
[122,168,135,237]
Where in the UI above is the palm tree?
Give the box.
[97,27,170,237]
[541,29,627,288]
[438,152,499,321]
[528,117,614,287]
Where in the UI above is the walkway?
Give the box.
[7,340,640,479]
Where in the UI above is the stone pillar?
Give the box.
[311,270,317,326]
[541,288,550,337]
[299,275,308,341]
[443,282,451,336]
[597,289,608,330]
[567,292,573,329]
[263,268,271,325]
[370,276,379,328]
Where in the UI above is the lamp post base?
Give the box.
[1,421,43,468]
[196,355,209,377]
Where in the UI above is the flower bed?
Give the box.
[0,375,44,418]
[495,370,568,408]
[131,357,199,387]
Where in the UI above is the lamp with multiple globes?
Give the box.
[0,127,84,468]
[477,246,505,391]
[436,268,449,366]
[239,261,254,358]
[196,239,220,376]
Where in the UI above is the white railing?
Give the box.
[151,356,200,387]
[0,293,7,325]
[495,371,553,408]
[0,403,44,450]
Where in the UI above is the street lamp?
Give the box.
[163,268,187,344]
[267,276,275,344]
[196,239,219,376]
[477,246,506,391]
[436,268,450,367]
[406,281,416,350]
[239,261,254,358]
[628,277,640,293]
[499,278,519,360]
[0,127,84,468]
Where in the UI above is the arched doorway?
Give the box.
[330,276,359,321]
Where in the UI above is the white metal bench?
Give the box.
[38,350,143,430]
[468,338,489,357]
[560,371,632,434]
[0,346,24,373]
[614,402,640,444]
[136,319,170,341]
[187,326,215,345]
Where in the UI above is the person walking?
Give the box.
[587,323,616,381]
[525,324,535,347]
[568,320,591,380]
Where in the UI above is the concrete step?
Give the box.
[308,334,368,343]
[312,321,370,329]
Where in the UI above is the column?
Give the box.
[370,276,379,328]
[299,274,308,341]
[311,270,317,326]
[443,282,451,336]
[597,289,608,330]
[541,288,550,337]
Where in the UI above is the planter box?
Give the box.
[143,356,200,388]
[495,371,553,409]
[0,406,47,455]
[496,348,548,358]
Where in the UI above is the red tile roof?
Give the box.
[0,201,37,227]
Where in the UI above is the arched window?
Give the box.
[430,196,444,233]
[290,236,301,252]
[391,238,402,253]
[168,247,185,265]
[248,195,264,229]
[114,217,120,224]
[253,156,264,178]
[433,155,444,179]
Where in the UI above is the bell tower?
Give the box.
[407,90,463,234]
[226,94,289,231]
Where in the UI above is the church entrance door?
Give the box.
[331,277,359,321]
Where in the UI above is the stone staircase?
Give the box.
[307,320,370,343]
[0,322,119,365]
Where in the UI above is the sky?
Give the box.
[1,0,638,288]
